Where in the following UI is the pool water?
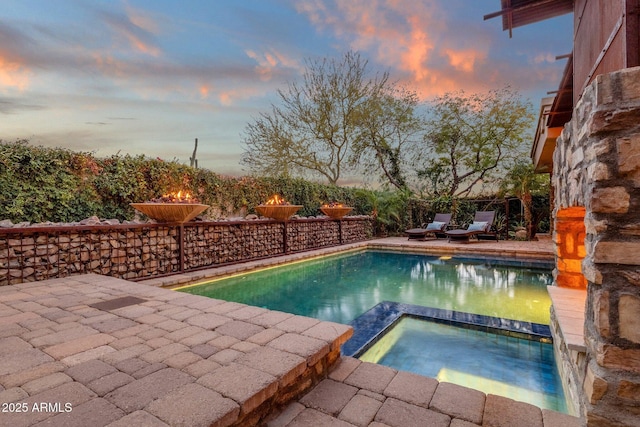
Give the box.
[180,250,553,325]
[360,317,568,413]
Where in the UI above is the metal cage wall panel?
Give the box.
[0,218,373,285]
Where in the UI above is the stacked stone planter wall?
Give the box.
[552,66,640,426]
[0,217,373,286]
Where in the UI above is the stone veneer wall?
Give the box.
[0,217,373,286]
[552,66,640,426]
[549,305,587,417]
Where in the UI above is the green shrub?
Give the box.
[0,140,378,223]
[0,140,94,223]
[2,140,548,239]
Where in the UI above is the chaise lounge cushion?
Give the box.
[467,221,488,232]
[405,213,452,240]
[445,211,498,242]
[426,221,446,231]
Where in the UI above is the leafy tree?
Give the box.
[350,86,423,190]
[358,189,411,235]
[416,87,535,197]
[241,51,420,186]
[498,159,549,240]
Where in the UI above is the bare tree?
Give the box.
[241,51,393,185]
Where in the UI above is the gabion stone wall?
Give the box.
[552,66,640,426]
[183,222,285,269]
[0,217,373,286]
[287,220,340,253]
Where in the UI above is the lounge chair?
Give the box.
[445,211,498,243]
[405,213,452,240]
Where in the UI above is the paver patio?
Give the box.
[0,237,581,426]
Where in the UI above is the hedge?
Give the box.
[0,140,377,223]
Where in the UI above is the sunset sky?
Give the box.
[1,0,573,182]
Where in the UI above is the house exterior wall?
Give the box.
[553,66,640,426]
[573,0,640,104]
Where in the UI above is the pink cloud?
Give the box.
[246,49,302,81]
[398,16,434,82]
[532,52,556,64]
[0,56,30,91]
[218,86,264,106]
[199,84,211,99]
[125,5,161,35]
[127,35,160,57]
[101,7,161,57]
[443,48,486,73]
[295,0,499,98]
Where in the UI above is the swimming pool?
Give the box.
[360,316,568,413]
[179,250,553,325]
[179,250,564,411]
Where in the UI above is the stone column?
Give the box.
[554,66,640,426]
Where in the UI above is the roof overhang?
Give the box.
[547,53,573,128]
[484,0,573,37]
[531,97,561,173]
[531,54,573,172]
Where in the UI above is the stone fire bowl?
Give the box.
[320,206,354,219]
[255,205,303,221]
[130,203,209,223]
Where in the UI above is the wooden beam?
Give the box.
[626,0,640,67]
[547,88,573,95]
[483,0,568,20]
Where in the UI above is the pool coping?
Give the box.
[342,301,553,357]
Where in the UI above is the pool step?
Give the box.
[268,357,581,427]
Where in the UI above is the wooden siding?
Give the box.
[573,0,639,103]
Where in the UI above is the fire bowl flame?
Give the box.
[130,203,209,223]
[256,194,302,221]
[320,204,353,219]
[255,205,302,221]
[131,191,208,223]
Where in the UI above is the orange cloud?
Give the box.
[127,35,160,57]
[296,0,493,98]
[443,48,485,73]
[533,52,556,64]
[0,56,30,91]
[125,5,160,35]
[246,49,301,81]
[103,5,162,57]
[199,84,210,99]
[399,16,434,82]
[218,88,255,106]
[92,52,127,78]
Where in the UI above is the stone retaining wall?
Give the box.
[552,66,640,426]
[0,217,373,286]
[550,306,586,417]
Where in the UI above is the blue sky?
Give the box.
[1,0,573,181]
